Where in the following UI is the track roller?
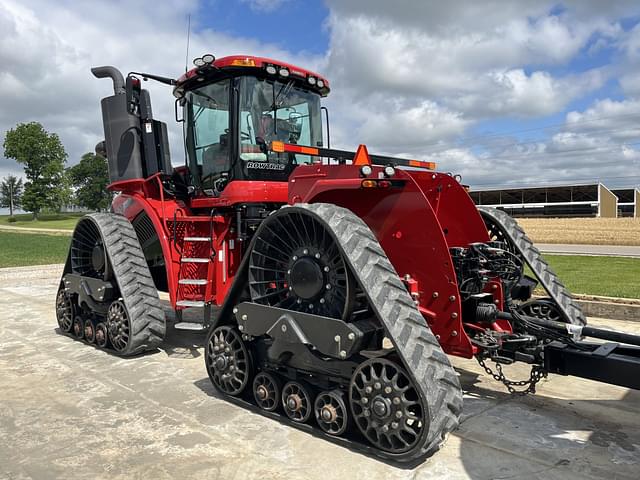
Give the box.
[315,390,348,436]
[518,297,563,322]
[253,372,281,411]
[206,326,251,396]
[72,316,84,339]
[282,381,313,423]
[350,357,425,454]
[55,289,74,333]
[95,322,109,348]
[107,300,131,353]
[83,319,96,344]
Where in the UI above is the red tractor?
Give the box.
[56,54,640,465]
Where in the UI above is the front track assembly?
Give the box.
[56,213,165,356]
[205,203,463,465]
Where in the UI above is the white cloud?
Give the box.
[239,0,291,13]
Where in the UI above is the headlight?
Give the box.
[202,54,215,63]
[308,76,316,85]
[360,165,373,176]
[279,68,290,77]
[317,79,325,88]
[265,65,277,75]
[193,57,205,67]
[384,166,395,177]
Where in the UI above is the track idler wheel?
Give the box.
[83,319,96,344]
[315,390,348,436]
[207,326,251,396]
[350,358,426,454]
[95,322,109,348]
[72,316,84,339]
[282,381,313,423]
[55,288,74,333]
[253,372,281,411]
[107,300,131,353]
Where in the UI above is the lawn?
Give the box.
[0,212,83,231]
[0,231,70,267]
[534,254,640,299]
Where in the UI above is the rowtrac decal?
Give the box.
[246,162,286,170]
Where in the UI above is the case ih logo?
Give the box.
[246,162,286,170]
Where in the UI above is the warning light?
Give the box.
[271,141,285,153]
[361,180,377,188]
[231,58,257,67]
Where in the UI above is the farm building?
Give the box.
[469,183,639,218]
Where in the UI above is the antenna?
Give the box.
[184,14,191,73]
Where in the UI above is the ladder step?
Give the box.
[178,279,209,285]
[181,257,210,263]
[176,300,206,308]
[174,322,208,331]
[184,237,211,242]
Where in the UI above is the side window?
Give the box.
[187,80,230,187]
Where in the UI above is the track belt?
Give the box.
[478,207,586,326]
[208,203,463,465]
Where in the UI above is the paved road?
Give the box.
[538,243,640,257]
[1,265,639,479]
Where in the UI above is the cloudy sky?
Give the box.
[1,0,639,189]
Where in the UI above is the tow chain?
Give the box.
[477,356,548,395]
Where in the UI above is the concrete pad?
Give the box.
[0,267,639,479]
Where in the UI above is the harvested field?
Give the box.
[517,217,640,246]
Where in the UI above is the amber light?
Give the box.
[231,58,257,67]
[361,180,377,188]
[271,141,285,153]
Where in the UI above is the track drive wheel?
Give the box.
[106,300,132,354]
[350,358,426,454]
[72,316,84,339]
[55,288,74,333]
[206,326,251,396]
[315,390,349,436]
[83,319,96,344]
[518,297,563,322]
[95,322,109,348]
[282,381,313,423]
[253,372,281,411]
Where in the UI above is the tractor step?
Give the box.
[174,322,207,331]
[181,257,210,263]
[178,279,209,285]
[176,300,206,307]
[184,237,212,242]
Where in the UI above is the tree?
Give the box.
[0,175,23,217]
[68,153,111,211]
[3,122,68,218]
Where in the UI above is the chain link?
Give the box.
[477,357,548,395]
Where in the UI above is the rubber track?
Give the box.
[215,203,463,464]
[478,207,586,326]
[64,213,166,355]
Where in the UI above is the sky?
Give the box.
[1,0,639,190]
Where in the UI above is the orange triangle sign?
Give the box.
[353,144,371,165]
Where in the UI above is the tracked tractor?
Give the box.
[56,53,640,465]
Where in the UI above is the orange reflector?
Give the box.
[353,144,371,166]
[361,180,377,188]
[230,58,257,67]
[271,141,285,153]
[408,159,437,169]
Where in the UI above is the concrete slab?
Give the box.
[0,267,639,480]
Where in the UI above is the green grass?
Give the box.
[0,231,70,267]
[0,212,83,230]
[533,254,640,299]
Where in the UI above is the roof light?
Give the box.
[231,57,257,67]
[265,65,277,75]
[279,68,290,77]
[308,76,316,85]
[384,166,395,177]
[271,141,285,153]
[317,79,324,88]
[193,57,205,67]
[202,53,215,63]
[360,165,373,176]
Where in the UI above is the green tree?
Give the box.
[68,153,111,211]
[0,175,23,216]
[3,122,68,218]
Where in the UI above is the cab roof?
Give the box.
[175,55,330,96]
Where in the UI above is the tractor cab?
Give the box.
[175,56,329,195]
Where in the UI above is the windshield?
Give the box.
[184,79,231,190]
[239,76,322,179]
